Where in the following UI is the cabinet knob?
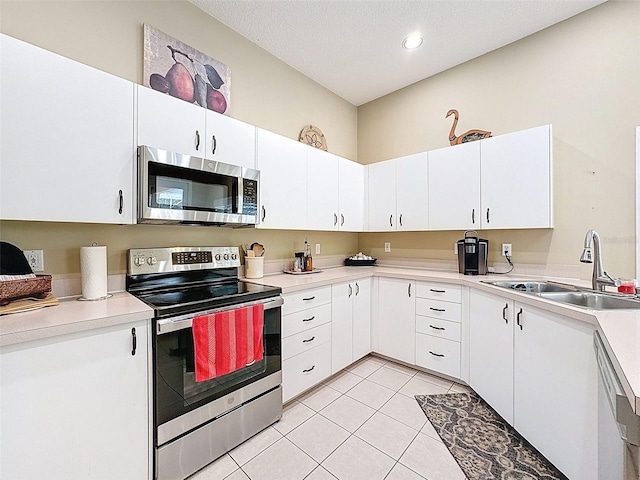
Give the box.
[195,130,200,150]
[429,325,445,331]
[118,190,123,215]
[503,304,509,323]
[408,283,412,297]
[340,214,344,226]
[472,208,475,224]
[429,351,445,357]
[261,205,266,222]
[302,365,315,373]
[302,336,316,343]
[348,284,353,298]
[131,327,137,356]
[334,213,338,226]
[390,214,393,227]
[486,208,490,224]
[516,308,523,330]
[399,214,403,227]
[211,134,217,154]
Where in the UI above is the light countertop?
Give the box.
[0,292,153,348]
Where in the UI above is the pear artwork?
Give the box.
[149,44,227,114]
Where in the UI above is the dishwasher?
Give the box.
[594,331,640,480]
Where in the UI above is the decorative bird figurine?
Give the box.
[446,109,492,146]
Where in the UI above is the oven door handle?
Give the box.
[156,296,284,335]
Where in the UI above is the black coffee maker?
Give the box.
[457,230,488,275]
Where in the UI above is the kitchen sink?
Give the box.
[536,291,640,310]
[482,280,579,293]
[483,280,640,310]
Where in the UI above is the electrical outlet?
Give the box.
[24,250,44,272]
[315,243,321,254]
[502,243,512,257]
[384,242,391,253]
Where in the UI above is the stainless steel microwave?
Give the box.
[137,146,259,227]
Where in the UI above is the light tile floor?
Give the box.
[190,355,471,480]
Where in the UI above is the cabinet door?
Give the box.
[468,290,514,424]
[480,125,552,229]
[396,153,429,231]
[0,34,135,224]
[0,321,150,480]
[338,158,365,231]
[367,159,397,231]
[307,148,340,231]
[331,281,354,374]
[377,278,416,364]
[352,278,372,361]
[204,110,256,168]
[137,85,206,157]
[513,304,596,480]
[256,129,307,229]
[428,142,481,230]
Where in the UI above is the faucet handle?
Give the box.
[603,271,621,287]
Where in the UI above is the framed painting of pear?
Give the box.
[143,24,231,115]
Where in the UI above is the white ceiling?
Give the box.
[190,0,606,106]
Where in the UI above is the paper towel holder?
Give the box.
[77,242,112,301]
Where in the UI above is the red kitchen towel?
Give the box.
[192,303,264,382]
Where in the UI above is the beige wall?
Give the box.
[358,1,640,279]
[0,0,358,276]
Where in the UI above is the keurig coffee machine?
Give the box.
[457,230,488,275]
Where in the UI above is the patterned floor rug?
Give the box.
[415,392,568,480]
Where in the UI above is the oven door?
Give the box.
[154,296,282,446]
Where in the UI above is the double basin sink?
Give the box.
[483,280,640,310]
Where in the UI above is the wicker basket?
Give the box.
[0,275,52,306]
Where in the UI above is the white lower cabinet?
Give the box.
[415,282,463,378]
[0,321,150,480]
[331,278,372,374]
[469,289,597,480]
[281,286,332,402]
[376,277,416,364]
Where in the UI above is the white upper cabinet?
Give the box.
[0,34,136,224]
[396,153,429,231]
[204,110,256,168]
[480,124,553,229]
[367,159,397,231]
[307,148,340,230]
[137,85,205,157]
[256,128,308,229]
[338,158,365,232]
[428,141,481,231]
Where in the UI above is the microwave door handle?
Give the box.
[156,297,283,335]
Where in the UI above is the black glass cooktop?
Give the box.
[127,269,281,318]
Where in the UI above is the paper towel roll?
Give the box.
[80,246,107,300]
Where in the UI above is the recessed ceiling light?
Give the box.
[402,33,423,50]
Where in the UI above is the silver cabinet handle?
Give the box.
[302,336,315,343]
[340,214,344,226]
[334,213,338,226]
[302,365,315,373]
[472,208,475,224]
[429,351,445,357]
[486,208,490,224]
[429,325,445,331]
[195,130,200,150]
[211,134,217,154]
[429,307,446,312]
[516,308,523,330]
[302,316,315,322]
[503,304,508,324]
[390,214,393,227]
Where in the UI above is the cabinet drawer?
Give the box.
[416,282,461,303]
[282,286,332,315]
[415,334,460,379]
[282,323,331,361]
[416,316,461,342]
[282,303,331,338]
[415,298,462,323]
[282,342,332,402]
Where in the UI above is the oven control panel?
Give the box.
[128,246,240,274]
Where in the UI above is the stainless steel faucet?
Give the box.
[579,229,619,291]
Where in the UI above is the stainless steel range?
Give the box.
[126,246,283,480]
